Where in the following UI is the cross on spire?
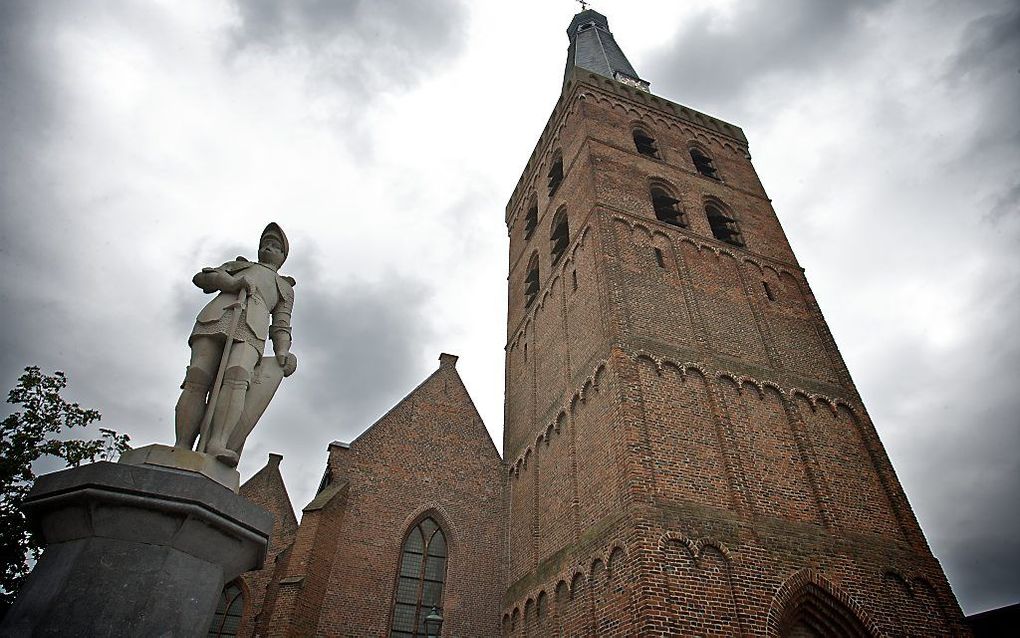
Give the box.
[576,0,590,11]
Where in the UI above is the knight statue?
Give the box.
[174,222,297,467]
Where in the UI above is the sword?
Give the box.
[197,285,248,454]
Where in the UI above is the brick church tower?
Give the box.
[500,9,970,636]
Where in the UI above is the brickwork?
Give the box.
[500,65,971,636]
[318,356,503,637]
[235,453,298,638]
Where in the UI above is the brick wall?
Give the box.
[500,71,970,636]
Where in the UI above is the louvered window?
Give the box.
[633,130,659,158]
[207,583,244,637]
[706,203,744,247]
[651,187,685,227]
[547,155,564,196]
[524,203,538,239]
[690,148,720,180]
[550,209,570,264]
[525,255,540,307]
[390,518,447,638]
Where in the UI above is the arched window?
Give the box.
[550,207,569,264]
[390,517,448,638]
[690,147,720,180]
[633,129,659,158]
[705,201,744,247]
[524,196,538,239]
[207,582,244,637]
[547,152,564,196]
[525,253,540,307]
[651,185,685,227]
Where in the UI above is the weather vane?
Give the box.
[576,0,590,11]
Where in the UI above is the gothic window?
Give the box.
[550,207,569,264]
[524,197,538,239]
[390,517,448,638]
[207,583,244,637]
[547,152,564,196]
[690,147,720,180]
[525,253,540,307]
[651,185,686,227]
[705,201,744,247]
[633,129,660,158]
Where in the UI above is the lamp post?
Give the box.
[424,606,443,638]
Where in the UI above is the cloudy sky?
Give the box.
[1,0,1016,615]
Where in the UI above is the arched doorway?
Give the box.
[770,570,876,638]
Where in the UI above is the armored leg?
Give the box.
[174,366,213,450]
[204,365,251,468]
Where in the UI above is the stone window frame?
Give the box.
[388,516,449,638]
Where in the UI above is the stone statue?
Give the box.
[174,222,297,467]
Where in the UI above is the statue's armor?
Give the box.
[191,258,295,352]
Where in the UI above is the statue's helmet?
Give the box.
[260,222,289,264]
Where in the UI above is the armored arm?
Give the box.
[270,278,295,370]
[192,259,255,295]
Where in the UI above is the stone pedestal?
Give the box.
[0,461,273,637]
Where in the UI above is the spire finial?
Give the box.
[576,0,590,11]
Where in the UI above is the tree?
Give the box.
[0,366,130,617]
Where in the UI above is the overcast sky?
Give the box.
[1,0,1016,616]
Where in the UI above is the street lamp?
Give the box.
[424,606,443,638]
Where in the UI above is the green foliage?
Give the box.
[0,366,130,617]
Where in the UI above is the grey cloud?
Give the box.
[230,0,468,92]
[946,3,1020,83]
[644,0,891,117]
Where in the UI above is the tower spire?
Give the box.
[563,8,649,91]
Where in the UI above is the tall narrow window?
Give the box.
[633,129,659,158]
[390,518,447,638]
[525,253,540,307]
[524,197,538,239]
[651,185,685,227]
[550,208,569,264]
[207,583,244,637]
[706,202,744,247]
[547,153,564,196]
[690,147,720,180]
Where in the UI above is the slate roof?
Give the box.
[563,9,646,88]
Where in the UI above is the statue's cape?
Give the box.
[226,356,286,456]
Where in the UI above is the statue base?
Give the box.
[0,461,272,637]
[119,443,240,492]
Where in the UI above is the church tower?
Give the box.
[501,10,969,636]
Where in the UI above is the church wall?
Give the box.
[718,381,821,524]
[796,397,905,540]
[234,454,299,638]
[631,516,968,637]
[290,362,505,638]
[535,416,575,567]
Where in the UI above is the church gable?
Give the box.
[335,352,502,474]
[306,354,505,637]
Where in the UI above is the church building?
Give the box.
[222,9,970,637]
